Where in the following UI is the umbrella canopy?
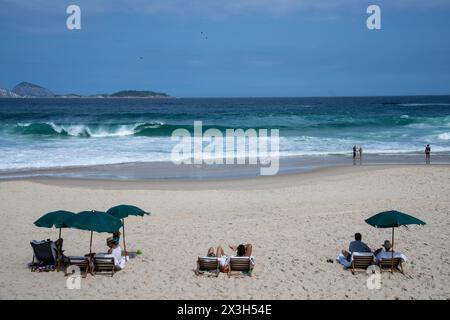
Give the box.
[65,210,123,233]
[106,204,150,219]
[365,210,425,273]
[64,210,123,256]
[106,204,149,257]
[34,210,77,271]
[34,210,76,229]
[365,210,426,228]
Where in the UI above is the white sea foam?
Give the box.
[398,103,450,107]
[437,132,450,140]
[31,122,166,137]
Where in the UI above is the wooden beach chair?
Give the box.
[350,252,375,275]
[228,256,254,277]
[378,258,404,274]
[195,257,220,277]
[93,257,116,276]
[66,256,90,277]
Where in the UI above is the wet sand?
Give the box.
[1,152,449,180]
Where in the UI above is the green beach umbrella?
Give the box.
[64,210,123,255]
[365,210,426,272]
[106,204,150,256]
[106,204,149,219]
[34,210,76,239]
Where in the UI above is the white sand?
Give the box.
[0,165,449,300]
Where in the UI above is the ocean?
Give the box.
[1,96,450,178]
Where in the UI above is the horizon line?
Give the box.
[2,93,450,99]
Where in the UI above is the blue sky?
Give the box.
[1,0,450,97]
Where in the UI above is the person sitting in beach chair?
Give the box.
[337,233,372,268]
[226,244,255,276]
[211,244,254,272]
[195,247,228,276]
[196,244,255,276]
[374,240,407,273]
[228,244,253,257]
[107,237,126,269]
[342,233,371,258]
[210,246,231,273]
[54,238,68,270]
[94,237,126,272]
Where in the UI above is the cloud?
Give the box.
[1,0,340,15]
[126,0,450,16]
[105,0,361,16]
[2,0,450,18]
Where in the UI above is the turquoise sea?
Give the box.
[1,96,450,177]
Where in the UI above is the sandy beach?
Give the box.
[0,164,449,300]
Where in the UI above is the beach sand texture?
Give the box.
[0,165,449,300]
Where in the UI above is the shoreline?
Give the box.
[2,164,450,191]
[1,153,449,181]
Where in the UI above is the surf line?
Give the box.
[170,121,280,175]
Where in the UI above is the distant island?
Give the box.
[110,90,169,98]
[0,82,170,98]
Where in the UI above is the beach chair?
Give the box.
[378,258,404,274]
[195,257,220,277]
[350,252,375,275]
[30,240,57,272]
[66,256,90,277]
[228,256,254,277]
[93,256,116,276]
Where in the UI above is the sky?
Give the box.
[1,0,450,97]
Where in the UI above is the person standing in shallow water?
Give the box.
[425,144,431,164]
[359,146,363,159]
[353,145,357,159]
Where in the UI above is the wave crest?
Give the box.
[11,122,167,137]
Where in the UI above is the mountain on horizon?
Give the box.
[12,82,55,98]
[110,90,169,98]
[0,82,170,98]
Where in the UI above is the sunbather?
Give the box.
[337,233,372,267]
[54,237,68,268]
[205,246,230,272]
[227,244,255,275]
[203,244,254,273]
[341,233,371,260]
[374,240,408,262]
[102,237,126,270]
[229,244,253,257]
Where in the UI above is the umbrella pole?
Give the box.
[88,231,94,275]
[90,231,93,255]
[57,228,62,271]
[391,227,395,273]
[122,219,128,257]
